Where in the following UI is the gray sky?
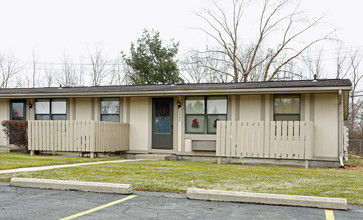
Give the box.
[0,0,362,62]
[0,0,362,87]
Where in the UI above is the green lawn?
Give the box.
[0,152,118,170]
[0,157,362,206]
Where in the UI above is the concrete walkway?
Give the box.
[0,159,145,174]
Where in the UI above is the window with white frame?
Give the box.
[185,96,227,134]
[35,99,67,120]
[100,98,120,122]
[273,94,300,121]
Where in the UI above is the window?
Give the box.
[35,99,67,120]
[100,98,120,122]
[10,100,26,120]
[273,94,300,121]
[185,96,227,134]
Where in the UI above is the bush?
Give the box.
[1,120,28,149]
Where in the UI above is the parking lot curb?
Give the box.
[187,188,347,210]
[10,178,133,194]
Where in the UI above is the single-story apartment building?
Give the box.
[0,79,351,167]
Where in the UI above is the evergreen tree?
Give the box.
[123,29,183,85]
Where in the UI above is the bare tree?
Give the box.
[335,48,363,138]
[348,50,363,135]
[180,49,233,83]
[109,56,128,85]
[302,48,325,79]
[0,53,21,88]
[15,74,30,88]
[78,59,86,87]
[273,58,306,81]
[43,64,55,87]
[180,54,207,83]
[335,45,351,79]
[57,54,79,87]
[31,48,40,88]
[88,45,112,86]
[196,0,333,82]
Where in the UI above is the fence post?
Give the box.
[304,121,314,160]
[90,121,96,158]
[216,121,221,157]
[28,121,32,151]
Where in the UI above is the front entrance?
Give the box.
[152,98,173,150]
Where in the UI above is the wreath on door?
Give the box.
[158,103,169,116]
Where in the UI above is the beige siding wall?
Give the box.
[121,97,130,123]
[74,98,93,121]
[129,97,150,151]
[177,96,184,153]
[28,99,35,120]
[230,95,239,121]
[239,95,263,121]
[264,94,272,121]
[313,93,338,158]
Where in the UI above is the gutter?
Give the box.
[338,90,345,168]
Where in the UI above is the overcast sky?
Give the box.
[0,0,362,64]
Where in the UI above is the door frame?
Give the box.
[151,98,174,150]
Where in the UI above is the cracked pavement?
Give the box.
[0,183,362,220]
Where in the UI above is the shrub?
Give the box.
[1,120,28,149]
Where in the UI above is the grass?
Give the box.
[346,156,363,167]
[0,152,118,170]
[0,156,362,206]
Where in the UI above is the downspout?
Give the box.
[338,90,345,168]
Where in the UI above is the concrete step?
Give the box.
[0,146,27,153]
[0,147,10,152]
[135,154,176,161]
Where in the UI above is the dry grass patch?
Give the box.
[1,160,362,205]
[0,152,118,171]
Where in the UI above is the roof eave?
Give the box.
[0,86,352,98]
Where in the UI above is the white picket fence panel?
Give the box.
[216,121,313,159]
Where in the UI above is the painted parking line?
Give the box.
[59,195,137,220]
[325,210,335,220]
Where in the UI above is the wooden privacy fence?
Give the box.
[216,121,313,160]
[28,120,129,153]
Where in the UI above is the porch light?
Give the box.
[28,102,32,109]
[177,100,181,109]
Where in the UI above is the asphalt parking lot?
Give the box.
[0,183,362,220]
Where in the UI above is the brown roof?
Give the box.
[0,79,351,97]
